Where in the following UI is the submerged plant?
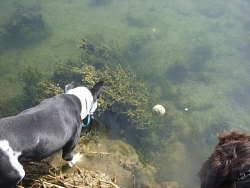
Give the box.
[52,59,174,162]
[189,45,213,72]
[165,61,188,84]
[21,66,63,106]
[3,3,50,47]
[126,12,151,28]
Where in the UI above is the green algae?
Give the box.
[126,12,151,28]
[0,66,64,118]
[21,66,64,106]
[165,61,188,84]
[0,95,24,117]
[3,3,50,48]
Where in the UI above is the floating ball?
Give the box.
[152,104,166,116]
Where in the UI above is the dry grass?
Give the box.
[17,160,119,188]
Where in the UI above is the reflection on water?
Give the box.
[0,0,250,187]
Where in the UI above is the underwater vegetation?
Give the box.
[79,34,155,79]
[165,61,188,84]
[163,45,214,86]
[149,75,180,101]
[21,66,64,106]
[53,61,83,87]
[79,37,123,63]
[193,72,212,85]
[188,45,213,72]
[174,97,214,112]
[52,60,151,122]
[0,66,63,118]
[204,118,230,146]
[80,33,155,74]
[79,38,96,54]
[123,33,153,63]
[45,60,175,162]
[126,11,151,28]
[0,95,25,118]
[79,37,176,163]
[77,37,177,163]
[3,3,50,47]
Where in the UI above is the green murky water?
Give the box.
[0,0,250,187]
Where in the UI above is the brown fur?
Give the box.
[197,130,250,188]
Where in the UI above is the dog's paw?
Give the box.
[67,153,83,167]
[73,153,83,163]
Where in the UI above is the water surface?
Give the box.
[0,0,250,187]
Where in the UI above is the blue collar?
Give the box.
[82,114,91,127]
[82,103,93,127]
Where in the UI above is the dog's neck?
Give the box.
[66,87,96,120]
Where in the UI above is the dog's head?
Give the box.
[197,130,250,188]
[65,81,104,119]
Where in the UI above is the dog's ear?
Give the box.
[90,81,104,102]
[65,81,77,93]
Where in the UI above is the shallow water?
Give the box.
[0,0,250,187]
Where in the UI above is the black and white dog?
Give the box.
[0,81,103,188]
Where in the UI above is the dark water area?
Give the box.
[0,0,250,187]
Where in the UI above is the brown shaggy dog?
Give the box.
[197,130,250,188]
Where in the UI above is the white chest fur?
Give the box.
[0,140,25,178]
